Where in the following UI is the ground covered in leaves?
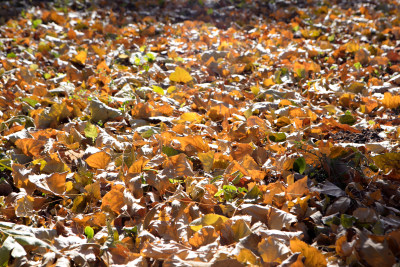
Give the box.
[1,0,400,266]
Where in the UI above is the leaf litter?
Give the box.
[0,0,400,266]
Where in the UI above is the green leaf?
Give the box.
[101,219,116,251]
[293,157,306,174]
[22,97,39,107]
[340,214,356,228]
[339,114,356,125]
[84,122,98,141]
[269,132,286,142]
[322,214,340,226]
[84,226,94,239]
[353,62,362,70]
[141,128,155,139]
[7,52,16,59]
[145,52,156,62]
[0,237,12,267]
[32,19,42,29]
[162,146,180,157]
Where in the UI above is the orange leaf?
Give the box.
[290,238,327,267]
[175,135,210,153]
[286,176,309,201]
[128,157,150,174]
[85,151,111,169]
[46,172,67,195]
[15,138,46,158]
[101,184,125,214]
[381,92,400,109]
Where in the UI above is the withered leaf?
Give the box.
[15,139,46,158]
[101,184,125,214]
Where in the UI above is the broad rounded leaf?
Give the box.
[85,151,111,169]
[169,66,192,83]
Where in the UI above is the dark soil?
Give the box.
[326,129,383,143]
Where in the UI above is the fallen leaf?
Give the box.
[85,151,111,169]
[258,236,290,263]
[290,238,327,267]
[169,67,193,83]
[72,50,87,65]
[188,226,219,249]
[15,138,46,158]
[101,185,125,214]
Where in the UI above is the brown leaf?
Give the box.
[162,153,195,177]
[358,235,395,267]
[189,226,219,249]
[258,236,290,264]
[15,194,34,217]
[268,207,297,230]
[12,164,35,194]
[84,182,101,200]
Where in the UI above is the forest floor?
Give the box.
[1,0,400,266]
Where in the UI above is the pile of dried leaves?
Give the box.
[1,0,400,266]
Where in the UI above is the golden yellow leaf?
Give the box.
[198,150,215,172]
[178,112,203,123]
[237,248,259,265]
[169,66,192,83]
[290,238,327,267]
[263,78,274,87]
[85,151,111,169]
[190,214,229,232]
[322,105,337,114]
[372,153,400,179]
[279,99,292,107]
[72,50,87,65]
[335,235,353,257]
